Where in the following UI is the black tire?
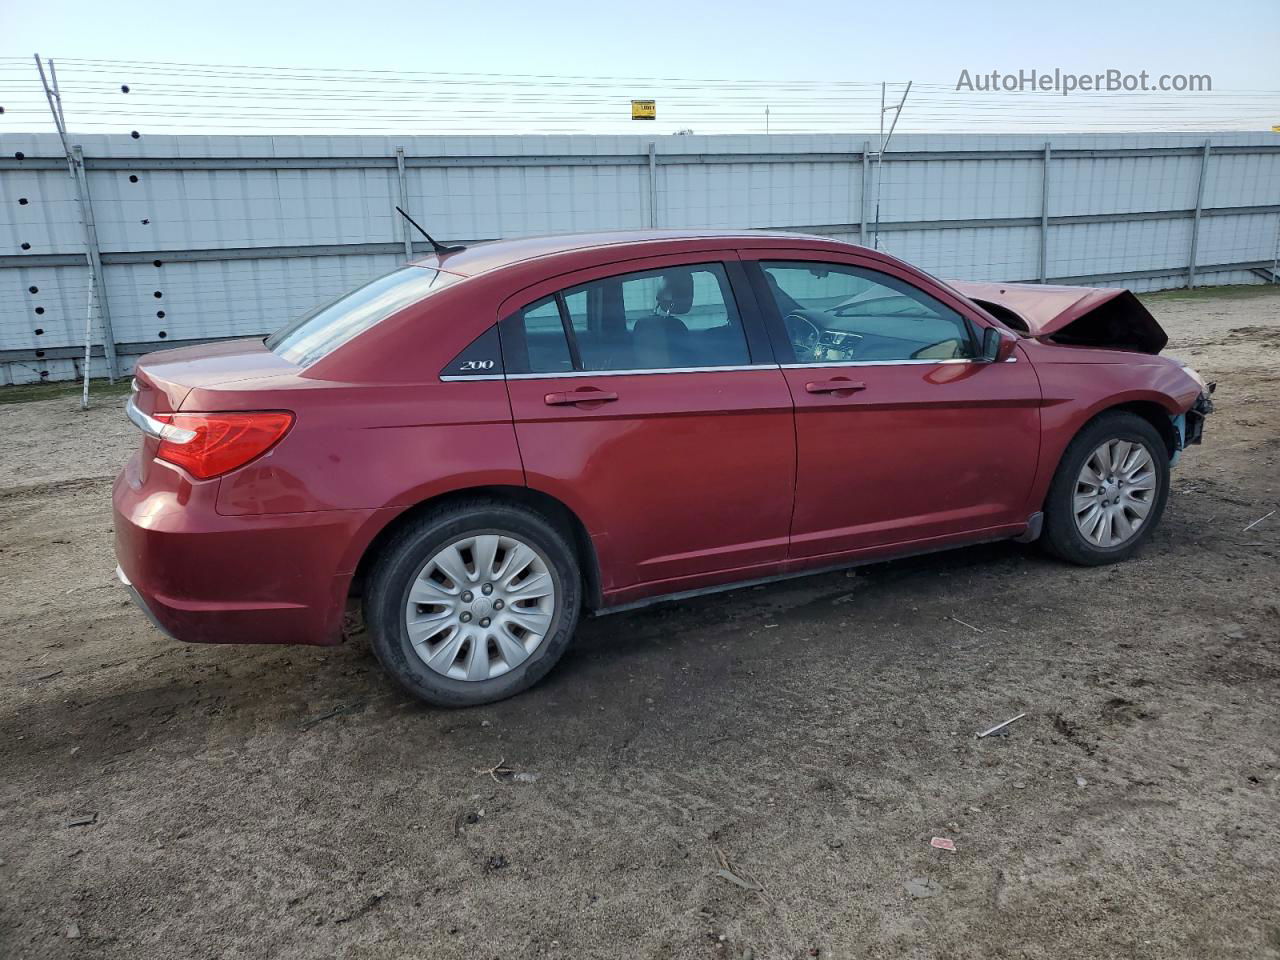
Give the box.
[364,500,581,707]
[1041,411,1171,566]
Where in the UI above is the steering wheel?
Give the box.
[784,312,822,363]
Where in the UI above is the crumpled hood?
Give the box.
[951,281,1168,355]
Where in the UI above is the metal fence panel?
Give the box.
[2,130,1279,384]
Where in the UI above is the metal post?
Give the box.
[70,146,119,380]
[860,141,870,245]
[394,147,414,260]
[1188,139,1212,289]
[1039,142,1051,284]
[34,55,71,160]
[81,281,96,409]
[647,142,658,228]
[1271,217,1279,284]
[872,81,911,250]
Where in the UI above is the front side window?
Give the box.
[500,263,751,374]
[760,261,977,364]
[268,266,459,366]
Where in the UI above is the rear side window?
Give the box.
[499,295,574,375]
[499,263,751,374]
[268,266,459,366]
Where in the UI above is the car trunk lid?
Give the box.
[132,338,296,412]
[951,281,1168,354]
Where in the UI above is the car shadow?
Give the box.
[3,537,1054,777]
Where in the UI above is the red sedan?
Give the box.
[114,230,1213,706]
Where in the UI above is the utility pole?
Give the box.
[871,80,912,251]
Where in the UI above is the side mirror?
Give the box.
[981,327,1017,362]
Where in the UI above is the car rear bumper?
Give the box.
[115,564,179,640]
[112,455,377,646]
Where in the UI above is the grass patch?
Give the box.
[1143,283,1280,303]
[0,378,135,406]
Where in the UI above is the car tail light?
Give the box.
[151,410,294,479]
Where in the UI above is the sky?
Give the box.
[1,0,1277,135]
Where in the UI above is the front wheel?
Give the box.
[1041,412,1171,566]
[364,501,581,707]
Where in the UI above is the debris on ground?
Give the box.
[472,759,540,783]
[334,893,385,924]
[949,616,983,633]
[977,713,1026,738]
[452,808,485,837]
[65,922,81,939]
[474,758,512,781]
[929,837,956,852]
[1076,776,1088,788]
[904,877,940,899]
[299,702,366,730]
[716,868,763,891]
[713,847,771,901]
[1242,509,1274,532]
[65,813,97,828]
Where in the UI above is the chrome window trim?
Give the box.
[439,357,1015,382]
[778,356,1014,368]
[439,374,507,382]
[504,363,777,380]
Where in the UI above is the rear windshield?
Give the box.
[267,266,459,366]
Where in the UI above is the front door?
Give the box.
[499,254,795,603]
[745,253,1042,562]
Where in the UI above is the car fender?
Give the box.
[1020,346,1200,513]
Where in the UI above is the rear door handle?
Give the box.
[804,379,867,394]
[544,388,619,406]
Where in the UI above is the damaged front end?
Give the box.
[950,281,1168,355]
[950,279,1215,467]
[1171,387,1215,465]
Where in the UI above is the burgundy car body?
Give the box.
[113,230,1207,647]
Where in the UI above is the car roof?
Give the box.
[412,229,867,277]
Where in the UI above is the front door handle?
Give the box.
[544,387,619,406]
[804,378,867,395]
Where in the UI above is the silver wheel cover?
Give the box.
[404,533,557,682]
[1073,438,1158,548]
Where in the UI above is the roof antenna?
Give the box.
[395,206,466,255]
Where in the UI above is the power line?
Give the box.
[1,56,1275,135]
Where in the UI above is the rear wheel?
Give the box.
[365,501,581,706]
[1041,412,1170,566]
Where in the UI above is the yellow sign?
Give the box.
[631,100,656,120]
[1273,124,1280,133]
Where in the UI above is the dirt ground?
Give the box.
[1,286,1277,960]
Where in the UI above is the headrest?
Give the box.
[656,270,694,315]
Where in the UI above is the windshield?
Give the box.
[267,266,459,366]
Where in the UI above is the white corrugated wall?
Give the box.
[1,131,1277,383]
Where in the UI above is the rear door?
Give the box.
[744,251,1042,561]
[499,253,795,601]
